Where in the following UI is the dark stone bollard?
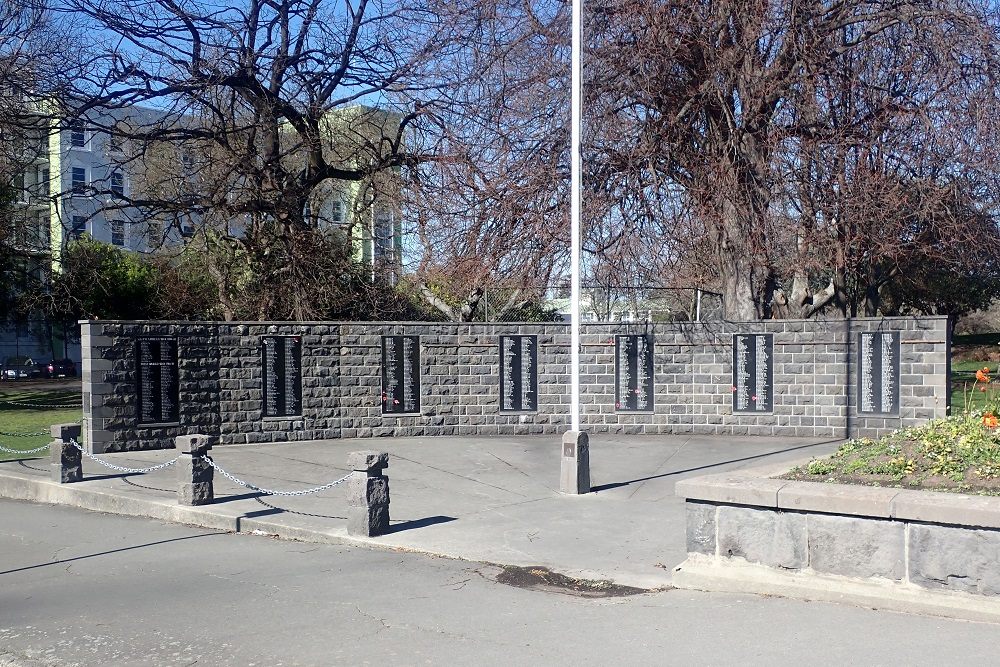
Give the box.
[50,423,83,484]
[347,451,389,537]
[175,434,214,506]
[560,430,590,495]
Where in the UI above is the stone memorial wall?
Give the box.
[80,317,950,452]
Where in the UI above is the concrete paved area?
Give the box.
[5,499,1000,667]
[0,434,841,588]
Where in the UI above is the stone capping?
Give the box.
[675,460,1000,530]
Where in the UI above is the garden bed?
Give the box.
[781,414,1000,496]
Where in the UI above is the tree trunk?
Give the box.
[716,201,763,321]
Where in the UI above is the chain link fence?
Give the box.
[478,286,724,323]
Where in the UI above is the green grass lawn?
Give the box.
[0,386,82,461]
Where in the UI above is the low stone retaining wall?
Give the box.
[675,467,1000,621]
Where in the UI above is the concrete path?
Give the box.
[5,499,1000,667]
[0,434,841,588]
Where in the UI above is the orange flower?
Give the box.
[978,367,992,383]
[984,412,999,429]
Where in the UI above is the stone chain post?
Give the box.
[50,423,83,484]
[175,434,214,506]
[560,430,590,494]
[347,451,390,537]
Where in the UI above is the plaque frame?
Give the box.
[261,335,304,420]
[134,336,180,426]
[499,334,539,414]
[856,331,901,417]
[614,333,655,413]
[731,333,774,415]
[381,335,421,416]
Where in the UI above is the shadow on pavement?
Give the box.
[591,439,842,492]
[387,515,457,533]
[0,533,222,576]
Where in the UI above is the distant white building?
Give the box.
[9,104,403,274]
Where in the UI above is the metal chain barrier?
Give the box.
[69,439,179,474]
[205,455,351,497]
[1,400,80,409]
[0,442,51,455]
[0,429,49,437]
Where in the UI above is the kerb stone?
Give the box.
[807,514,904,580]
[908,523,1000,596]
[686,501,717,556]
[717,505,807,569]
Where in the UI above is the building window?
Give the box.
[39,167,49,197]
[69,123,87,149]
[110,171,124,197]
[108,134,123,154]
[70,216,87,240]
[71,167,87,194]
[374,212,393,257]
[331,200,344,224]
[110,219,125,246]
[147,220,163,248]
[12,173,27,203]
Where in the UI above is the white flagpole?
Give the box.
[570,0,582,432]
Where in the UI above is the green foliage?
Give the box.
[32,237,217,322]
[50,237,161,320]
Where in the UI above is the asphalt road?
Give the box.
[3,499,1000,666]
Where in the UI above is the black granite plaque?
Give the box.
[615,334,654,412]
[857,331,900,416]
[135,337,179,425]
[732,333,773,414]
[382,335,420,414]
[262,336,303,418]
[500,335,538,413]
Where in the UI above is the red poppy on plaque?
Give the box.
[393,399,400,405]
[293,336,300,342]
[634,389,640,394]
[381,393,386,400]
[751,395,757,401]
[731,386,737,392]
[615,402,621,408]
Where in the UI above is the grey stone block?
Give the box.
[686,501,717,556]
[909,523,1000,596]
[560,430,590,494]
[717,505,807,569]
[348,504,390,537]
[347,450,389,473]
[51,423,83,441]
[50,441,82,484]
[176,453,214,506]
[807,514,904,580]
[347,474,390,507]
[175,434,213,455]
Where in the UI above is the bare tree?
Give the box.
[399,0,569,321]
[587,0,1000,319]
[64,0,455,319]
